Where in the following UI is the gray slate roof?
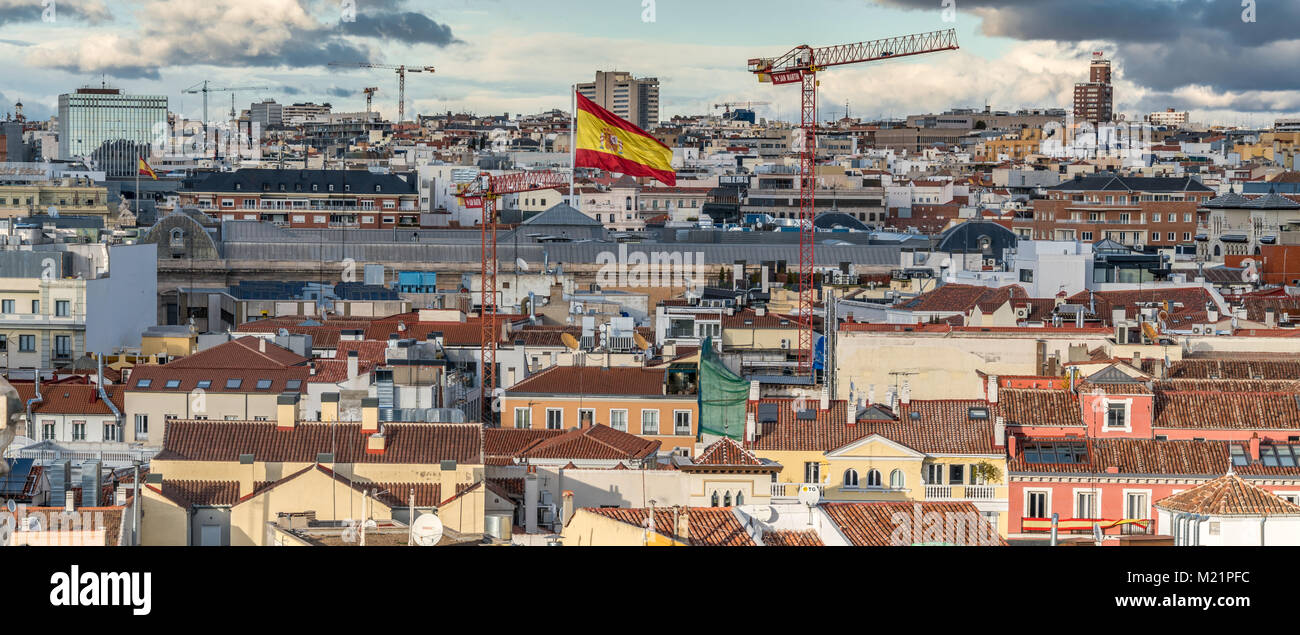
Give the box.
[1047,174,1213,193]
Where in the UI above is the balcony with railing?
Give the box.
[770,482,823,500]
[924,484,1004,501]
[1017,517,1155,536]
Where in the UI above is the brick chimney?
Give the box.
[1007,433,1018,458]
[366,427,386,455]
[361,397,380,434]
[1249,433,1261,461]
[276,393,299,430]
[321,392,339,422]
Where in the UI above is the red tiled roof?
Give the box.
[335,341,388,366]
[821,502,1006,546]
[749,398,997,454]
[153,480,241,507]
[1066,287,1221,323]
[169,336,308,369]
[1146,359,1300,380]
[13,382,123,415]
[506,366,670,397]
[763,529,824,546]
[998,389,1082,427]
[157,420,483,464]
[898,284,1027,314]
[516,425,660,461]
[1154,391,1300,430]
[483,428,564,464]
[579,506,756,546]
[1156,472,1300,516]
[693,437,765,467]
[127,365,310,394]
[1010,438,1229,475]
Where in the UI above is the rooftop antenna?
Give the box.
[410,511,444,546]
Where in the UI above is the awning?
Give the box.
[1260,235,1277,244]
[1194,233,1208,241]
[1220,234,1248,243]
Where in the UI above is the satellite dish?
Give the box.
[749,505,776,523]
[560,333,580,350]
[633,332,651,351]
[5,499,15,513]
[411,513,444,546]
[516,258,530,272]
[796,484,821,507]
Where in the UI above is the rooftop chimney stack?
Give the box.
[818,385,830,411]
[1249,433,1261,461]
[674,506,691,544]
[366,426,386,455]
[745,411,756,443]
[1266,308,1277,329]
[346,350,359,381]
[259,338,267,353]
[361,397,380,434]
[321,392,339,422]
[276,393,300,430]
[900,380,911,406]
[987,374,999,404]
[994,416,1006,448]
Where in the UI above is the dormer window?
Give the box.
[312,184,319,192]
[328,184,335,192]
[375,185,382,192]
[234,183,241,191]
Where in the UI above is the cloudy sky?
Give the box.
[0,0,1294,127]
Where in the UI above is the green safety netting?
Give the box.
[698,337,750,440]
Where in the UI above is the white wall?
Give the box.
[85,244,156,353]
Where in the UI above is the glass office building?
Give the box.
[58,87,167,177]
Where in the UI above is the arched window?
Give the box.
[890,469,904,489]
[1214,244,1221,257]
[867,469,882,487]
[711,491,719,507]
[844,469,859,487]
[625,196,633,211]
[723,491,732,506]
[735,491,744,506]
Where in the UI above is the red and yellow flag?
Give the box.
[575,91,675,186]
[137,157,158,180]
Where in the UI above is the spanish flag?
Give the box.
[137,157,158,180]
[575,92,675,186]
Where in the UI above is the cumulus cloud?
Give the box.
[0,0,111,25]
[874,0,1300,116]
[20,0,458,78]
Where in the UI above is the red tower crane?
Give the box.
[748,28,958,377]
[457,170,571,416]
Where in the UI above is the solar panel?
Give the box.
[757,403,779,424]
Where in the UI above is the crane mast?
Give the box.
[747,28,958,378]
[457,170,571,419]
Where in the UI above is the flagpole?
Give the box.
[135,152,140,218]
[569,84,576,208]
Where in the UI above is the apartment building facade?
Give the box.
[576,71,660,130]
[1072,53,1114,125]
[1020,174,1214,249]
[177,169,420,229]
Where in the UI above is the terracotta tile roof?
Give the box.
[157,420,483,464]
[20,507,124,546]
[694,437,765,467]
[13,382,123,416]
[1154,391,1300,430]
[1010,438,1229,475]
[483,428,564,465]
[516,425,661,461]
[307,358,376,384]
[821,502,1006,546]
[1067,287,1221,323]
[506,366,670,397]
[998,389,1082,427]
[1079,381,1152,395]
[169,336,308,369]
[1242,296,1300,322]
[763,529,824,546]
[127,365,310,394]
[898,284,1027,314]
[488,477,525,498]
[1156,378,1300,392]
[749,398,997,454]
[579,506,756,546]
[1156,472,1300,516]
[335,341,389,366]
[1147,359,1300,380]
[153,480,242,507]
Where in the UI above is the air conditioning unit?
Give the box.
[780,340,790,350]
